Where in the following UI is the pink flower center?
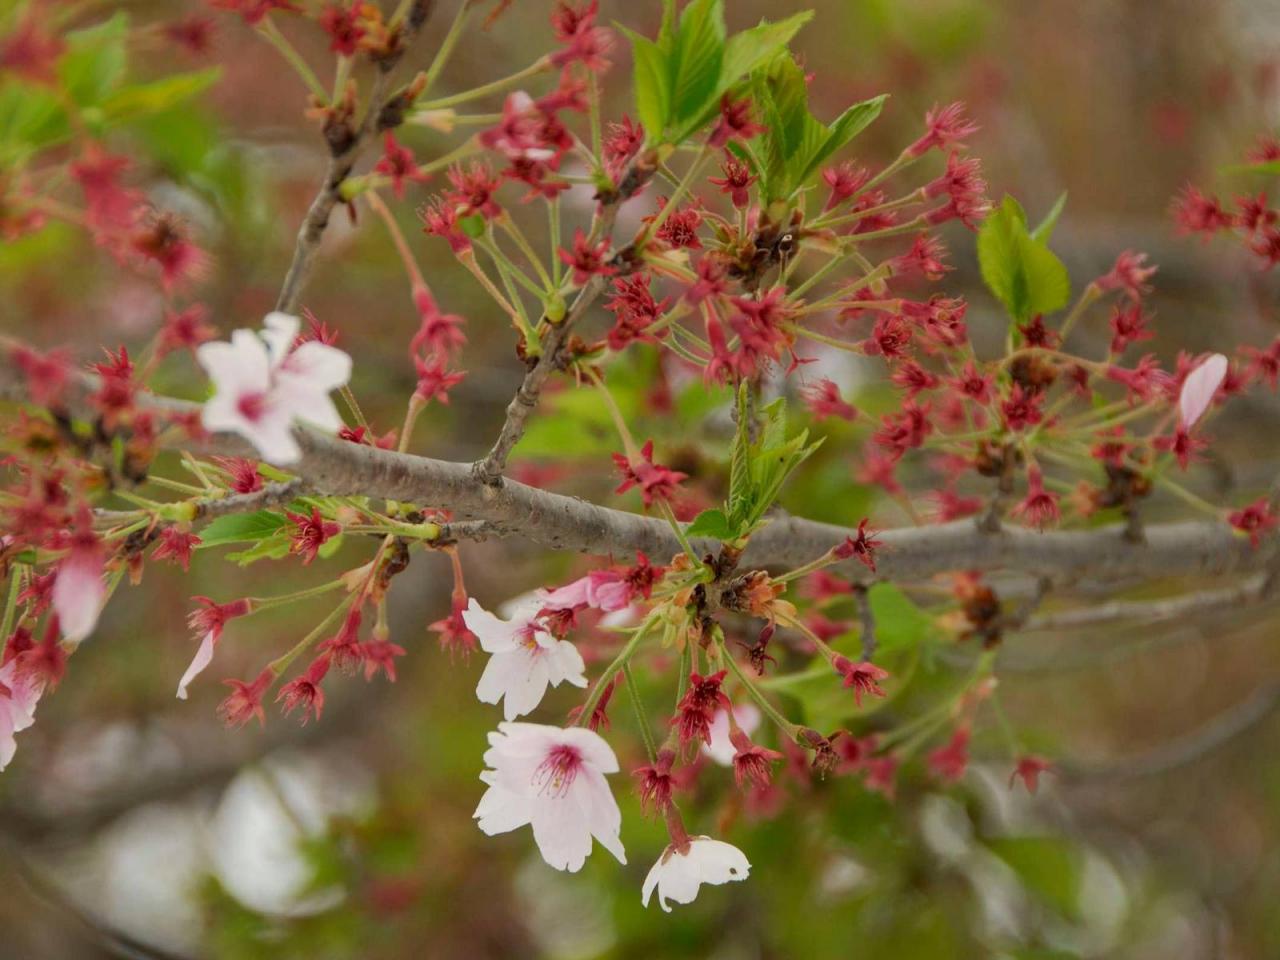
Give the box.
[237,391,268,422]
[517,624,544,654]
[531,743,582,798]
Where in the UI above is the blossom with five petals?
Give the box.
[474,722,626,872]
[462,598,587,721]
[196,312,351,464]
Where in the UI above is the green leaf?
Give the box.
[866,583,935,653]
[977,195,1071,322]
[630,4,813,145]
[458,212,486,238]
[667,0,725,129]
[1030,190,1067,243]
[669,9,814,143]
[198,510,290,547]
[685,508,739,541]
[621,28,671,139]
[987,836,1085,922]
[0,81,69,163]
[753,53,884,200]
[797,94,887,185]
[225,535,292,566]
[718,11,812,94]
[317,532,344,559]
[100,68,222,124]
[58,13,129,108]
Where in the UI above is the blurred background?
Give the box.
[3,0,1280,957]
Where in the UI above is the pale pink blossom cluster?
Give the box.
[465,574,751,909]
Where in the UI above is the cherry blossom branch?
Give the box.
[274,3,434,314]
[470,164,650,486]
[2,346,1273,589]
[91,479,307,527]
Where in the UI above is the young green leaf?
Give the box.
[58,13,130,108]
[977,195,1071,322]
[667,0,726,130]
[753,53,885,201]
[100,68,223,125]
[718,11,812,95]
[626,2,813,146]
[685,508,741,541]
[1030,191,1068,243]
[620,28,672,138]
[797,94,887,186]
[726,382,753,526]
[198,510,291,547]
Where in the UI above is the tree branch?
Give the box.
[471,164,649,486]
[3,349,1274,588]
[274,9,432,314]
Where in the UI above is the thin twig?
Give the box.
[274,13,433,314]
[1025,575,1269,631]
[470,160,651,486]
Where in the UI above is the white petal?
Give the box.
[500,653,552,721]
[0,707,16,772]
[530,799,594,872]
[539,577,591,610]
[0,661,41,731]
[176,630,217,700]
[574,768,626,865]
[286,390,345,433]
[462,598,521,653]
[261,312,301,367]
[230,409,303,465]
[558,726,621,774]
[545,639,587,689]
[474,783,533,836]
[197,334,270,396]
[702,704,761,767]
[686,837,751,886]
[1179,353,1229,429]
[280,341,352,392]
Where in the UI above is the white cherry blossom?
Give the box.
[463,598,587,721]
[642,837,751,912]
[474,722,626,872]
[197,312,351,465]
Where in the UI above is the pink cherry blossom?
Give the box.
[462,598,587,721]
[1178,353,1228,429]
[474,721,626,872]
[0,659,44,771]
[51,530,105,643]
